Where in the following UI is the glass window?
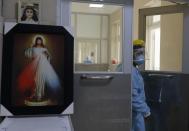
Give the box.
[77,14,101,38]
[71,2,123,72]
[145,13,183,72]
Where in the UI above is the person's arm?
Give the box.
[132,67,150,116]
[132,87,150,113]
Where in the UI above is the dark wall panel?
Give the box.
[72,74,131,131]
[142,71,189,131]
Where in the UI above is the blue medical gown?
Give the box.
[132,66,150,131]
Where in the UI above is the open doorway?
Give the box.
[145,15,161,70]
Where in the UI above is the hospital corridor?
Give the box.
[0,0,188,131]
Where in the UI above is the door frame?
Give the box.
[139,4,189,72]
[139,4,187,41]
[56,1,133,130]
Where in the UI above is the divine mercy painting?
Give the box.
[1,24,73,115]
[12,34,64,106]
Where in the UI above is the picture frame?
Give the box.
[1,23,74,116]
[18,0,41,24]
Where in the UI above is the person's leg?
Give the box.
[132,112,145,131]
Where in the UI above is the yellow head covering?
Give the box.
[133,39,144,47]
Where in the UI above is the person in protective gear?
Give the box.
[132,40,151,131]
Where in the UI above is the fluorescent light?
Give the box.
[89,4,104,8]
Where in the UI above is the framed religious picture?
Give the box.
[18,0,41,24]
[1,23,74,116]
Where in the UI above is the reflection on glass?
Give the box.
[77,40,99,64]
[145,13,183,72]
[71,2,123,72]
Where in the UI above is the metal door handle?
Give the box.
[148,74,174,78]
[80,75,114,80]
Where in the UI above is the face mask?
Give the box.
[134,55,145,65]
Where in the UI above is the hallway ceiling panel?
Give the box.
[162,0,189,4]
[72,0,133,5]
[72,2,122,14]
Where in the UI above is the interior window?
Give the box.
[71,2,123,72]
[145,13,183,72]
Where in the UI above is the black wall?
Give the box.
[142,71,189,131]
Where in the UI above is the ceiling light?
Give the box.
[89,4,104,8]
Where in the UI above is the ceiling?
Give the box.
[162,0,189,4]
[71,2,122,14]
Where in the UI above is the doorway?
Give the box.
[70,1,133,131]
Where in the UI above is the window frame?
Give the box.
[139,5,187,72]
[70,5,131,74]
[57,0,133,74]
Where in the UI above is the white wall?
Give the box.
[160,13,183,72]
